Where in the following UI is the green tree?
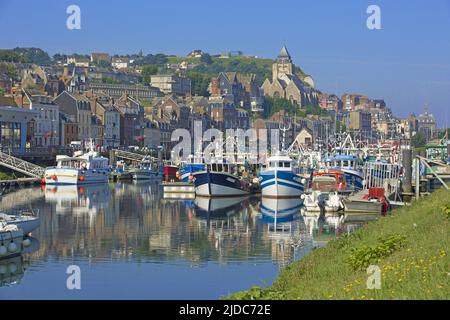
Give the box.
[0,50,25,63]
[0,87,5,96]
[411,132,426,148]
[141,65,159,84]
[53,53,67,62]
[187,72,211,96]
[0,63,18,80]
[336,120,347,133]
[13,47,51,65]
[102,77,121,84]
[264,96,297,117]
[200,53,213,65]
[132,53,168,66]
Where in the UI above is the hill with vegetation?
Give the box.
[229,187,450,300]
[0,47,51,65]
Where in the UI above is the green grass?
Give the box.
[0,171,18,180]
[228,187,450,300]
[166,56,201,64]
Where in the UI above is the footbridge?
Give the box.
[0,150,45,178]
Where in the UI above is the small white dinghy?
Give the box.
[302,176,343,212]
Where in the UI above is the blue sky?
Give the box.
[1,0,449,127]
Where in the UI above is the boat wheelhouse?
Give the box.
[324,154,364,191]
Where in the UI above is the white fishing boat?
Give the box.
[259,154,305,198]
[302,176,342,212]
[0,211,40,235]
[44,141,110,185]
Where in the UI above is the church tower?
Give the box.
[272,45,293,81]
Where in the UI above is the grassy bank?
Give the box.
[229,187,450,300]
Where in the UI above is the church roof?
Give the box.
[279,46,291,59]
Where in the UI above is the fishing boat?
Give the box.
[302,175,342,212]
[179,163,205,183]
[44,142,110,185]
[343,187,389,216]
[129,157,162,180]
[0,211,40,235]
[112,160,132,181]
[259,154,305,198]
[193,162,253,197]
[324,154,364,191]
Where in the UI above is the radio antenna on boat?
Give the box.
[279,121,291,153]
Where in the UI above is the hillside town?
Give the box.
[0,46,444,159]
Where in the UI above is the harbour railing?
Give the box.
[363,161,401,198]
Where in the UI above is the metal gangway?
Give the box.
[111,149,153,162]
[0,150,45,178]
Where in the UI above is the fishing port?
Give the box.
[0,1,449,302]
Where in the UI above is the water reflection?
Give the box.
[0,237,40,287]
[0,183,370,299]
[258,198,313,269]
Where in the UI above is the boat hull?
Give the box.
[341,169,364,191]
[194,172,250,197]
[44,168,109,185]
[343,199,382,215]
[259,170,304,198]
[0,212,40,235]
[130,170,160,180]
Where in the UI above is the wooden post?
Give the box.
[402,146,412,193]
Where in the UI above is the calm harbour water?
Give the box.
[0,182,365,299]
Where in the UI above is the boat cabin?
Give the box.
[313,170,347,192]
[56,154,109,170]
[325,155,358,170]
[311,176,338,192]
[265,155,295,171]
[206,162,242,176]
